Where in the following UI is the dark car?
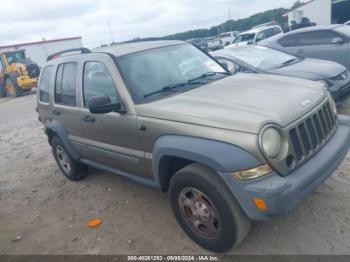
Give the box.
[213,46,350,104]
[259,24,350,71]
[187,38,208,51]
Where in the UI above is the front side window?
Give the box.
[6,51,26,64]
[297,30,341,46]
[117,44,226,103]
[83,62,118,107]
[54,63,77,107]
[256,32,266,42]
[38,66,53,103]
[278,34,297,47]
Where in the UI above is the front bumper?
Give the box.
[219,114,350,220]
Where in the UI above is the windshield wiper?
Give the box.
[143,81,202,98]
[188,71,231,82]
[281,58,299,66]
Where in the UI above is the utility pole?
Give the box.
[107,20,116,44]
[228,9,233,32]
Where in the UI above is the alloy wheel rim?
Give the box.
[56,145,71,173]
[178,187,221,239]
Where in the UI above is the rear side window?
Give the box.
[54,63,77,107]
[83,61,118,107]
[277,34,297,47]
[296,30,341,46]
[38,66,53,103]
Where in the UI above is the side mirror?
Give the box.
[332,37,344,44]
[88,95,124,114]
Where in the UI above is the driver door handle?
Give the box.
[82,115,95,123]
[52,110,61,116]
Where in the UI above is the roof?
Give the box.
[238,25,281,35]
[95,40,186,57]
[284,24,343,34]
[0,36,82,49]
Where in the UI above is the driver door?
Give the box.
[78,58,147,176]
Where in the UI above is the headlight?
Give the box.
[261,127,282,158]
[326,91,337,115]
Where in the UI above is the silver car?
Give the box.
[259,25,350,70]
[212,46,350,104]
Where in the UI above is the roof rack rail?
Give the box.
[47,47,91,61]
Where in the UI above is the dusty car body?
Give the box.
[37,41,350,252]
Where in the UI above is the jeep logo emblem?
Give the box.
[301,100,311,108]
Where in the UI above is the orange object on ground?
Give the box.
[87,219,102,228]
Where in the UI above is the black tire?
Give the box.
[52,136,88,181]
[6,78,23,98]
[0,84,6,98]
[169,163,251,252]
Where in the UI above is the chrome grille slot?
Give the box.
[288,102,337,165]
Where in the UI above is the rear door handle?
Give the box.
[52,110,61,116]
[82,115,95,123]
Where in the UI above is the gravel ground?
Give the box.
[1,92,350,255]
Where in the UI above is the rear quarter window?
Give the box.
[38,66,53,103]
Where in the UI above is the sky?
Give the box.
[0,0,296,48]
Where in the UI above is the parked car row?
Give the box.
[187,24,285,51]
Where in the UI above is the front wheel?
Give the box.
[6,78,23,98]
[169,163,251,252]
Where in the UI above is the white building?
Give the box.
[284,0,350,27]
[0,36,83,67]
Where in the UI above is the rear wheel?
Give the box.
[52,136,88,181]
[6,78,23,98]
[169,163,251,252]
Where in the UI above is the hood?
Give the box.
[135,74,326,134]
[268,58,346,81]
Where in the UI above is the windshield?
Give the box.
[334,25,350,38]
[234,33,255,44]
[117,44,226,103]
[6,51,26,63]
[226,46,298,70]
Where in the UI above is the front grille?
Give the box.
[288,102,336,163]
[26,63,40,78]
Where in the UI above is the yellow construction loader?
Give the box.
[0,49,40,98]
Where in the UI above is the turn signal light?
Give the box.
[253,197,267,211]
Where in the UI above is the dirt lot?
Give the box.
[1,92,350,255]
